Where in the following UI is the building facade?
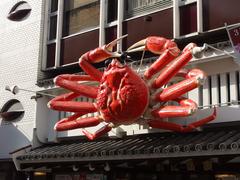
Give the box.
[0,0,240,180]
[0,0,46,179]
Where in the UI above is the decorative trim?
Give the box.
[0,99,24,122]
[7,1,31,21]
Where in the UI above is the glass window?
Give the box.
[49,15,57,40]
[107,0,117,23]
[47,43,56,68]
[51,0,58,13]
[180,3,197,36]
[124,0,172,19]
[62,0,100,36]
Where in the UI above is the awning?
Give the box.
[15,128,240,170]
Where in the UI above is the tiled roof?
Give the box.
[16,129,240,168]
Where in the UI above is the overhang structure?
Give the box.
[14,128,240,171]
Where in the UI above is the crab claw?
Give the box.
[86,35,128,63]
[127,36,180,56]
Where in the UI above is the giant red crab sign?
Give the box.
[48,36,216,140]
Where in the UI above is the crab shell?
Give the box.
[96,59,149,125]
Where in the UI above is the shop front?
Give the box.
[13,127,240,180]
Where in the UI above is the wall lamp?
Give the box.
[5,85,55,98]
[72,165,79,172]
[88,163,95,171]
[104,162,111,172]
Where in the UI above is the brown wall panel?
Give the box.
[60,29,99,65]
[123,8,173,50]
[203,0,240,31]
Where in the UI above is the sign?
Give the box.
[226,24,240,64]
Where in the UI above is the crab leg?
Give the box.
[82,123,113,140]
[151,43,197,89]
[55,115,102,131]
[154,69,206,102]
[127,36,180,80]
[49,92,100,131]
[148,107,216,132]
[79,36,126,81]
[151,97,197,118]
[54,74,96,81]
[48,92,97,112]
[54,75,98,98]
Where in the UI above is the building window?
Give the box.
[124,0,172,19]
[179,2,197,36]
[202,0,240,31]
[49,15,57,40]
[62,0,100,37]
[46,0,58,68]
[107,0,117,23]
[50,0,58,13]
[44,0,187,70]
[48,0,58,41]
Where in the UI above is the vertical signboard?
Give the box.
[226,24,240,65]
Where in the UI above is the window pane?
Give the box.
[105,26,117,51]
[49,15,57,40]
[47,43,56,68]
[124,0,172,19]
[107,0,117,23]
[63,0,100,36]
[203,0,240,31]
[51,0,58,12]
[180,3,197,36]
[60,29,99,65]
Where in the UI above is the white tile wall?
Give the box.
[0,0,45,158]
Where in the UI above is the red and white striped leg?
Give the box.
[48,92,97,112]
[54,75,98,99]
[126,36,180,80]
[79,37,123,81]
[55,114,103,131]
[154,68,206,102]
[144,50,178,80]
[82,123,113,140]
[151,97,198,118]
[148,107,216,132]
[151,43,196,89]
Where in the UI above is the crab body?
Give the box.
[48,36,216,140]
[97,60,149,125]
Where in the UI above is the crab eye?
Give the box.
[105,59,113,67]
[7,1,31,21]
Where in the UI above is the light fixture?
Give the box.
[215,174,236,179]
[88,163,95,171]
[72,165,79,172]
[34,171,46,176]
[5,85,19,95]
[184,159,195,171]
[104,162,110,171]
[202,160,212,171]
[5,85,55,98]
